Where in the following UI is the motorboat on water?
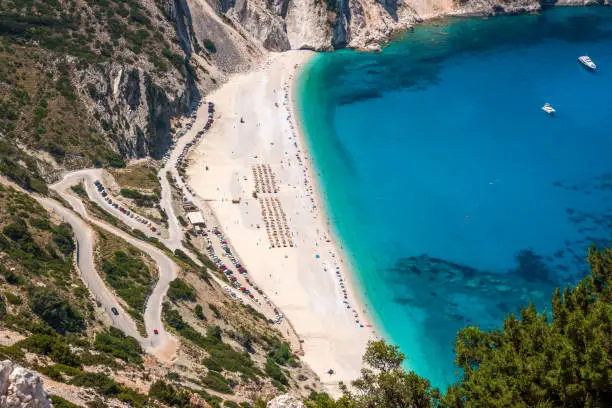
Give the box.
[578,55,596,70]
[542,103,556,115]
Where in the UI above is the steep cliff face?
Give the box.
[1,0,608,191]
[79,62,196,160]
[203,0,609,53]
[0,0,204,182]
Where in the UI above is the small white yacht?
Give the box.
[542,103,556,115]
[578,55,596,70]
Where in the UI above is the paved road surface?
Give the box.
[37,196,144,342]
[49,179,178,351]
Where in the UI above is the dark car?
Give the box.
[111,307,119,316]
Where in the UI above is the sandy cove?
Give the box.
[185,51,374,393]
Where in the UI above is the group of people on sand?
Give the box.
[270,74,367,329]
[259,196,294,248]
[252,164,279,194]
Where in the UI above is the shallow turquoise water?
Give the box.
[296,7,612,388]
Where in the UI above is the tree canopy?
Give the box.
[306,245,612,408]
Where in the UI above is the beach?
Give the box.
[185,50,374,393]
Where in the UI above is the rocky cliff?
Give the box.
[203,0,552,52]
[1,0,609,190]
[0,360,52,408]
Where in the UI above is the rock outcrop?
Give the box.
[267,394,306,408]
[206,0,611,52]
[0,360,52,408]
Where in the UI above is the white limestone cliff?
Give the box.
[0,361,52,408]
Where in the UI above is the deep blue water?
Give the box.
[296,7,612,388]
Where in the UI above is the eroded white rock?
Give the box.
[267,394,306,408]
[0,360,52,408]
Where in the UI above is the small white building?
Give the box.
[186,211,205,226]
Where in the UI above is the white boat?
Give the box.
[542,103,556,115]
[578,55,596,70]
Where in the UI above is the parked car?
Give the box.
[154,329,159,335]
[111,307,119,316]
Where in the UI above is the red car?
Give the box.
[153,329,159,335]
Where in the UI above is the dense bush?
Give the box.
[208,303,222,319]
[265,357,288,386]
[203,357,222,372]
[268,339,292,366]
[70,184,87,198]
[306,245,612,408]
[0,295,6,321]
[119,188,158,207]
[201,371,233,394]
[167,278,196,302]
[28,287,85,334]
[49,395,81,408]
[163,303,259,377]
[101,250,153,318]
[148,380,192,407]
[94,327,143,364]
[70,372,148,407]
[51,223,74,255]
[203,38,216,53]
[195,304,206,320]
[17,334,81,367]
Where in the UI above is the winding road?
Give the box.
[34,99,298,362]
[48,177,179,355]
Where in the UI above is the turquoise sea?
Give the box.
[296,7,612,388]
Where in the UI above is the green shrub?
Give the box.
[69,372,148,406]
[4,292,21,305]
[49,395,81,408]
[269,341,292,366]
[17,334,81,367]
[94,327,143,364]
[203,39,216,53]
[163,303,258,377]
[0,295,6,321]
[30,217,51,230]
[52,223,74,255]
[101,251,152,319]
[195,304,206,320]
[149,380,192,407]
[36,365,63,381]
[224,401,239,408]
[119,188,158,207]
[0,345,25,362]
[265,357,288,385]
[70,184,87,198]
[174,248,196,267]
[201,371,233,394]
[167,279,196,302]
[29,287,85,334]
[208,303,222,319]
[203,357,222,372]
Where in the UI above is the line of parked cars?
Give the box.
[94,180,159,234]
[208,228,283,325]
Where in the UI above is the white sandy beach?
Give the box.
[185,51,375,393]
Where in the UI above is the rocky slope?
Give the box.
[1,0,608,191]
[0,360,52,408]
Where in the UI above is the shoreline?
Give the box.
[289,61,380,340]
[185,50,375,394]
